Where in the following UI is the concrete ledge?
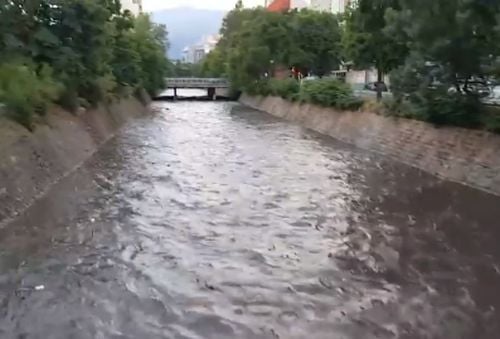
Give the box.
[0,97,149,225]
[240,94,500,196]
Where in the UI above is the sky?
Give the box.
[143,0,266,11]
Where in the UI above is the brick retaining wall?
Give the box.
[240,94,500,195]
[0,97,150,226]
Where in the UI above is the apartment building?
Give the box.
[267,0,308,12]
[182,35,221,64]
[332,0,349,13]
[309,0,348,13]
[121,0,142,16]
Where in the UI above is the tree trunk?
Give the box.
[376,68,383,101]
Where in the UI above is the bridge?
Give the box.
[165,78,229,89]
[163,78,230,100]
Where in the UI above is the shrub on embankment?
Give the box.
[0,62,61,128]
[246,78,500,133]
[0,1,170,129]
[246,78,364,111]
[206,1,500,133]
[362,96,500,134]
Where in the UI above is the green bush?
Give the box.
[388,85,482,128]
[269,78,300,99]
[245,79,272,96]
[57,87,80,113]
[389,58,484,128]
[245,78,363,111]
[0,61,61,129]
[378,97,416,118]
[85,74,118,106]
[411,89,481,127]
[300,78,363,110]
[481,106,500,133]
[134,87,151,105]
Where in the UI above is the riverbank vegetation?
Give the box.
[204,0,500,131]
[202,5,342,88]
[168,61,203,78]
[0,0,169,129]
[247,78,363,111]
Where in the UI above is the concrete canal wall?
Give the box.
[240,94,500,196]
[0,97,149,224]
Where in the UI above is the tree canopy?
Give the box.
[385,0,500,125]
[0,0,170,127]
[342,0,407,98]
[203,0,500,130]
[344,0,500,126]
[202,7,343,91]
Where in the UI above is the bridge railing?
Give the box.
[165,78,229,88]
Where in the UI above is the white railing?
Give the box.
[165,78,229,88]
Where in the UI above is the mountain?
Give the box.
[152,7,226,60]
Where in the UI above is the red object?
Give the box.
[267,0,290,12]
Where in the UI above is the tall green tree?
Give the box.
[289,10,342,76]
[0,0,170,127]
[389,0,500,93]
[342,0,407,99]
[203,7,343,91]
[130,14,169,95]
[202,48,226,77]
[387,0,500,125]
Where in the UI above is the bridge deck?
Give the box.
[165,78,229,89]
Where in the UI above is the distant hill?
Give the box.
[152,7,226,60]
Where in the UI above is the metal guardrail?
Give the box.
[165,78,229,88]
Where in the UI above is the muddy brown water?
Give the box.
[1,101,500,339]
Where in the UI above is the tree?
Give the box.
[390,0,500,93]
[0,0,170,126]
[387,0,500,125]
[203,7,343,91]
[289,10,342,76]
[207,7,265,79]
[170,61,202,77]
[342,0,407,99]
[130,14,170,95]
[202,48,226,77]
[111,11,142,88]
[201,7,275,89]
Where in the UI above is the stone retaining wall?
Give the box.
[0,97,149,225]
[240,94,500,195]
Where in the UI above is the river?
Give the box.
[1,99,500,338]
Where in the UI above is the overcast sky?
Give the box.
[143,0,266,11]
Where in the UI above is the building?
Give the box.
[292,0,309,10]
[121,0,142,16]
[182,34,220,64]
[309,0,331,11]
[309,0,349,13]
[267,0,290,12]
[182,45,205,64]
[267,0,308,12]
[266,0,348,13]
[332,0,349,13]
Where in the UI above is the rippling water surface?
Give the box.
[1,101,500,339]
